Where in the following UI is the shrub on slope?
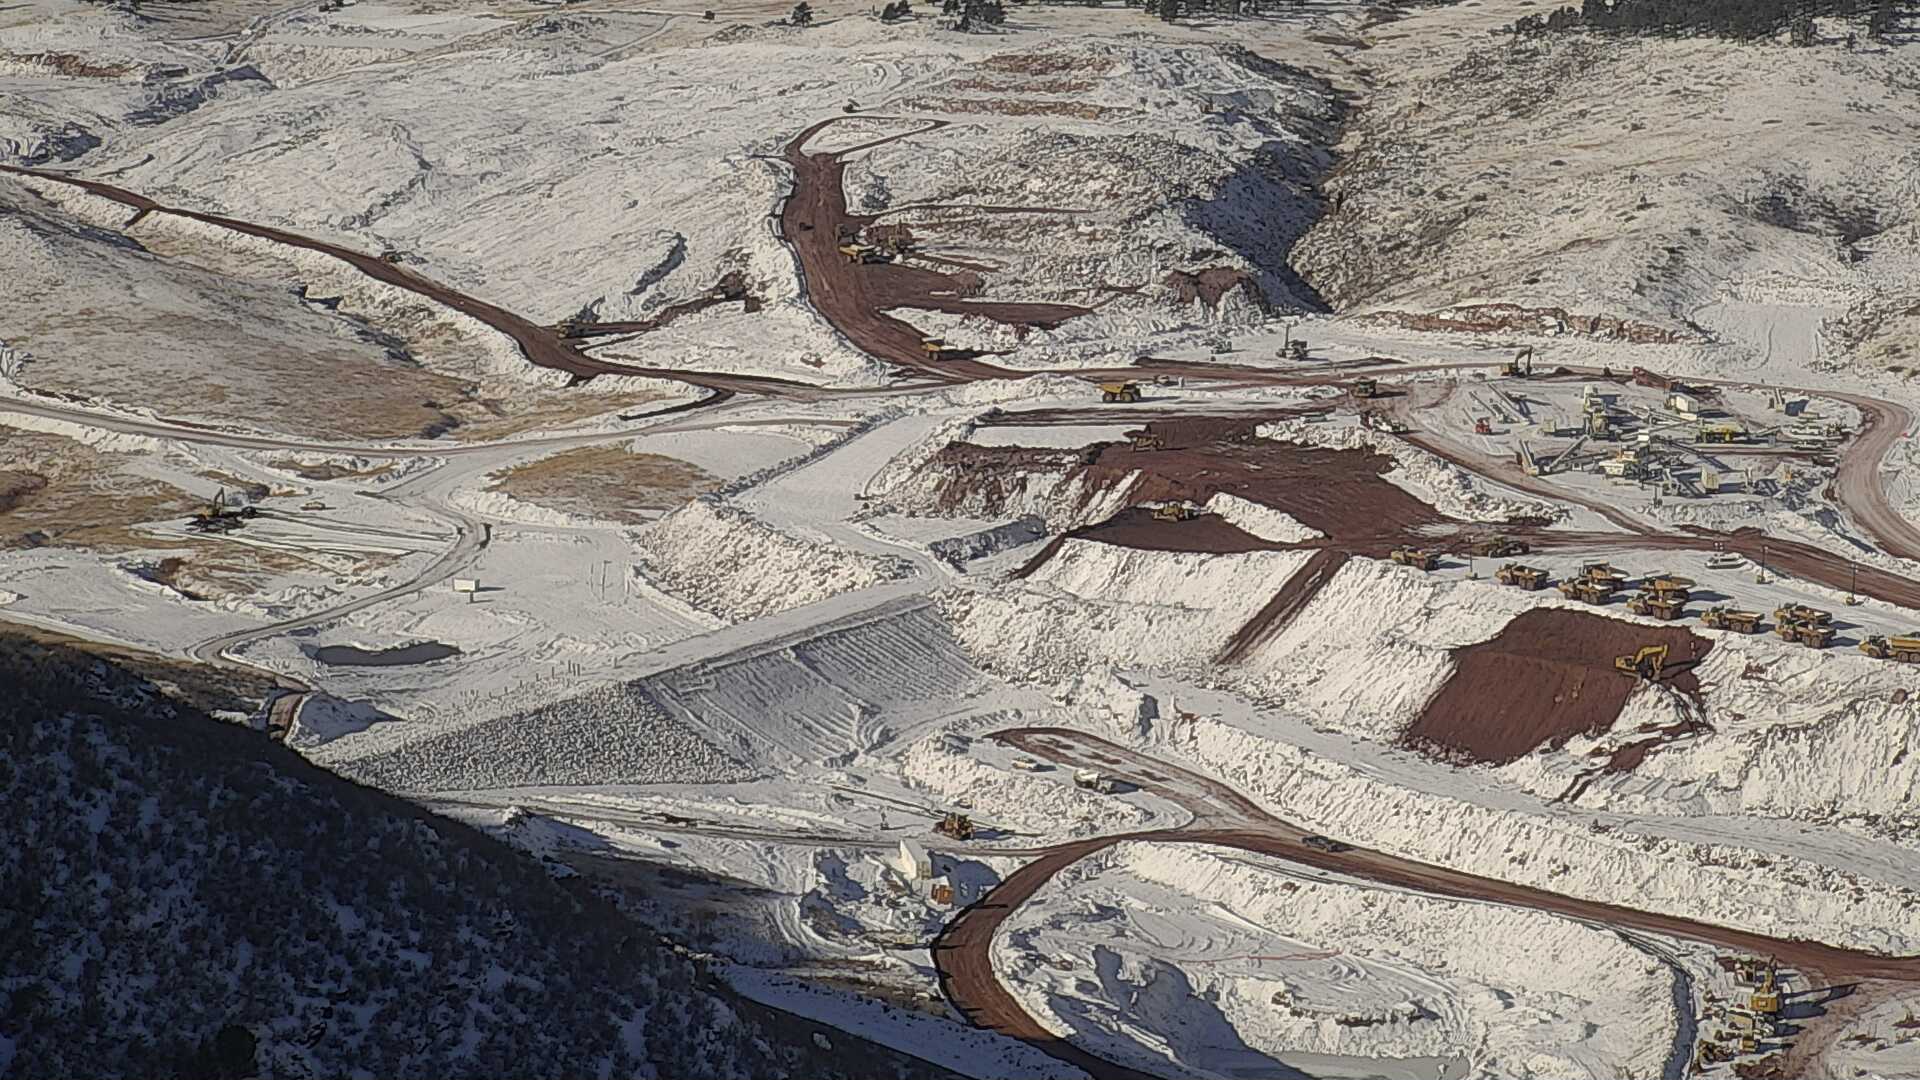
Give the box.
[0,635,954,1080]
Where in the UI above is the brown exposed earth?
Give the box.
[489,446,720,523]
[1403,608,1711,766]
[1217,548,1350,663]
[779,117,1092,380]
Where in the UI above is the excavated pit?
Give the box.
[1403,608,1712,766]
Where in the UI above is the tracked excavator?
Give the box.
[1614,644,1670,682]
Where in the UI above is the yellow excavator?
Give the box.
[1614,644,1670,682]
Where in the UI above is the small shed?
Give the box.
[896,839,931,882]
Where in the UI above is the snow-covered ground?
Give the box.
[11,0,1920,1075]
[999,842,1678,1080]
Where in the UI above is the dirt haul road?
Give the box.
[1,166,819,400]
[933,728,1920,1080]
[779,117,1092,382]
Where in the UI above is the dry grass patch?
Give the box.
[0,429,200,551]
[491,445,720,523]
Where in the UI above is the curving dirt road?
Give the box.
[935,729,1920,1080]
[1,165,819,400]
[778,117,1092,382]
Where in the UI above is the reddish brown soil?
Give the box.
[1404,608,1712,766]
[926,417,1457,554]
[1096,418,1451,545]
[779,118,1091,381]
[1218,549,1349,663]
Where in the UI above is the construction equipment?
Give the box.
[1583,562,1630,586]
[1388,547,1439,571]
[1559,564,1626,604]
[922,337,953,361]
[1749,963,1784,1016]
[1695,422,1746,444]
[934,812,975,841]
[379,249,407,264]
[1627,592,1688,620]
[1614,644,1670,681]
[1073,768,1117,794]
[1699,606,1764,634]
[1281,339,1308,362]
[1495,563,1549,590]
[185,488,259,534]
[1773,603,1833,628]
[1639,573,1695,598]
[1584,408,1615,439]
[1129,431,1166,452]
[1501,348,1534,377]
[1151,503,1198,522]
[1470,536,1529,558]
[1351,377,1379,399]
[1473,417,1493,435]
[837,242,892,264]
[1706,551,1744,570]
[1100,381,1142,403]
[1774,613,1836,649]
[1861,634,1920,662]
[1537,435,1591,476]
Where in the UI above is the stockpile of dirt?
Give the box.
[1162,267,1269,311]
[1085,419,1452,543]
[919,419,1456,555]
[1403,608,1711,766]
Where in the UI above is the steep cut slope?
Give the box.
[0,634,955,1080]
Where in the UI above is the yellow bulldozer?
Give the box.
[1351,377,1380,399]
[1699,606,1764,634]
[1614,644,1670,682]
[1151,503,1198,522]
[1389,547,1439,571]
[934,812,975,841]
[1860,634,1920,662]
[1495,563,1549,591]
[1129,431,1166,452]
[1100,381,1142,403]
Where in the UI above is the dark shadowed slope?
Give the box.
[0,634,957,1080]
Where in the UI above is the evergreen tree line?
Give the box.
[1512,0,1918,43]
